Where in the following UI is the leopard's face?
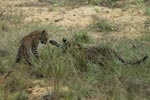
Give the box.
[62,38,71,51]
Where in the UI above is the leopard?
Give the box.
[49,38,148,66]
[0,30,49,84]
[16,29,49,66]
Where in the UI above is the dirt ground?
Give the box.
[1,0,148,37]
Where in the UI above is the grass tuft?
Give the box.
[73,30,93,44]
[92,19,118,32]
[144,7,150,16]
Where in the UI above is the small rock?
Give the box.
[54,18,63,22]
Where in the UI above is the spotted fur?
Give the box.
[49,38,148,66]
[85,46,148,65]
[16,30,48,66]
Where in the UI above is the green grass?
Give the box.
[15,91,29,100]
[135,0,150,16]
[0,1,150,100]
[144,7,150,16]
[86,0,100,5]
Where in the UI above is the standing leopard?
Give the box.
[49,38,148,66]
[16,29,49,66]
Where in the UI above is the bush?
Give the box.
[92,19,118,32]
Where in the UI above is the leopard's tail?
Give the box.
[127,56,148,64]
[113,50,148,64]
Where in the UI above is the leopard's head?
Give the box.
[49,37,82,53]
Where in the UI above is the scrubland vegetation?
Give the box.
[0,0,150,100]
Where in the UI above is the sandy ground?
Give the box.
[28,85,70,100]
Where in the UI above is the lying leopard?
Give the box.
[49,38,148,66]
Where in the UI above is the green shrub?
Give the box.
[73,31,92,43]
[135,0,150,16]
[86,0,100,5]
[15,92,29,100]
[34,46,75,99]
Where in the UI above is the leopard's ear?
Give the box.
[63,38,67,43]
[42,30,46,34]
